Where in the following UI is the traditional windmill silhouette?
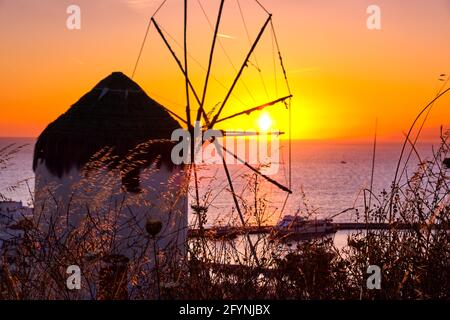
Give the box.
[132,0,294,264]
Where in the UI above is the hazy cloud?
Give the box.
[217,33,236,40]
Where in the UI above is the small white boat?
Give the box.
[272,215,336,240]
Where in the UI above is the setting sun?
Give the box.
[258,113,273,131]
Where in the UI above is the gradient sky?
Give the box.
[1,0,449,140]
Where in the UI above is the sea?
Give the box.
[0,137,438,248]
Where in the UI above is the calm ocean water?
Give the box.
[0,137,437,225]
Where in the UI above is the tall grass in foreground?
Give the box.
[0,130,449,299]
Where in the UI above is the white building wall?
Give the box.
[34,161,188,261]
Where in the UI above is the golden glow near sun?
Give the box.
[258,113,273,131]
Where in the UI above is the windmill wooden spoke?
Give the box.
[221,157,260,266]
[184,0,191,128]
[196,0,257,104]
[189,162,210,257]
[161,106,189,126]
[131,0,168,79]
[151,17,210,127]
[192,162,202,229]
[237,0,269,100]
[212,94,292,125]
[192,164,200,205]
[219,143,292,194]
[196,0,225,125]
[209,14,272,129]
[187,163,200,226]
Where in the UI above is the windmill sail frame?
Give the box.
[132,0,294,265]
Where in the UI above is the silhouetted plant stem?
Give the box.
[153,237,161,299]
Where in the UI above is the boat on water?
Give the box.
[271,215,336,240]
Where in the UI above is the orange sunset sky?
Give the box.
[1,0,449,140]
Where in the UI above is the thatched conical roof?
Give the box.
[33,72,182,192]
